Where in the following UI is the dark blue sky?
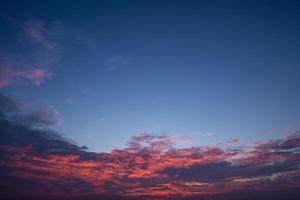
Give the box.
[0,0,299,152]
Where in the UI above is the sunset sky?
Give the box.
[0,0,300,199]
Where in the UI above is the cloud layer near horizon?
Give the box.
[0,93,300,200]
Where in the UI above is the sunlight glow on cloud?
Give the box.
[1,1,299,199]
[0,93,299,200]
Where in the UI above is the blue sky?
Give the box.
[0,0,299,152]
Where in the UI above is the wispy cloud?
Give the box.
[192,131,217,137]
[23,20,46,42]
[65,98,73,104]
[104,56,130,71]
[0,18,66,88]
[227,138,240,145]
[0,66,51,88]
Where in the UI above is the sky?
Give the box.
[0,0,300,152]
[0,0,300,199]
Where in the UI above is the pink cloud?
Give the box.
[192,131,216,137]
[283,127,300,137]
[206,131,216,136]
[227,139,240,145]
[19,69,51,85]
[171,135,194,146]
[23,20,45,42]
[22,19,63,50]
[0,79,8,87]
[0,66,51,88]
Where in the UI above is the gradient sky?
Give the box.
[1,1,300,200]
[0,0,300,152]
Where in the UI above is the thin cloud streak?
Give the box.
[23,20,46,42]
[104,56,130,71]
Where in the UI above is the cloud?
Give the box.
[0,96,300,199]
[0,93,61,127]
[23,19,65,49]
[23,20,46,42]
[65,98,73,104]
[0,18,66,88]
[192,131,216,137]
[104,56,130,71]
[127,133,175,153]
[0,93,22,113]
[27,106,62,126]
[227,139,240,145]
[0,66,51,88]
[0,79,8,88]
